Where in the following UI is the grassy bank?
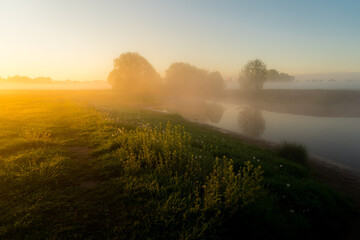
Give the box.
[0,91,355,239]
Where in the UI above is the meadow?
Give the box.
[0,90,355,239]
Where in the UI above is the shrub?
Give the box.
[278,141,308,166]
[113,122,192,172]
[203,157,263,212]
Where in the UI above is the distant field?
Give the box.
[0,91,354,239]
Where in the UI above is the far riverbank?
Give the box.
[224,89,360,117]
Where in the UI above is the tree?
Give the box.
[208,71,225,97]
[165,62,225,98]
[238,59,267,90]
[267,69,280,81]
[267,69,294,81]
[107,52,162,95]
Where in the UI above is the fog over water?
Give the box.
[166,101,360,171]
[226,80,360,90]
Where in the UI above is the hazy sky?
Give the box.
[1,0,359,81]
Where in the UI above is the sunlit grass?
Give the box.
[0,91,354,239]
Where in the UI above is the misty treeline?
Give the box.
[107,52,294,98]
[0,76,97,84]
[107,52,224,99]
[267,69,294,82]
[0,75,53,84]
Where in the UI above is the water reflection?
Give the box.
[237,107,265,137]
[162,100,360,170]
[163,99,224,124]
[205,103,224,123]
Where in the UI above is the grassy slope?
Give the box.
[0,91,354,239]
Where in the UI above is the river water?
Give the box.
[166,101,360,171]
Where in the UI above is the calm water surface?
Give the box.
[169,101,360,171]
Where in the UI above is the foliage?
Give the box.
[0,75,53,83]
[238,59,267,90]
[278,141,308,166]
[108,52,162,95]
[165,62,225,99]
[267,69,295,82]
[203,158,263,211]
[0,91,354,240]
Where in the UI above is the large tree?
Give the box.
[165,62,224,98]
[267,69,294,81]
[207,71,225,97]
[108,52,162,95]
[238,59,267,90]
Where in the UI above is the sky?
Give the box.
[0,0,359,81]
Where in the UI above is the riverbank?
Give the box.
[224,89,360,117]
[0,91,356,239]
[208,119,360,239]
[186,120,360,239]
[187,119,360,200]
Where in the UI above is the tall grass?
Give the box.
[0,92,353,239]
[278,141,308,166]
[90,121,265,238]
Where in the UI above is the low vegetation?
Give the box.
[278,141,308,167]
[0,91,354,239]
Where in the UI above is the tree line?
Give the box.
[0,75,53,84]
[108,52,294,97]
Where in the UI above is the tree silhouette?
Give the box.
[208,71,225,97]
[165,62,225,98]
[108,52,162,95]
[267,69,294,81]
[238,59,267,90]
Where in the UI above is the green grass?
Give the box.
[0,91,355,239]
[278,141,308,167]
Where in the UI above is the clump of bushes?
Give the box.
[95,122,264,238]
[278,141,308,166]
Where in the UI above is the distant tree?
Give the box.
[267,69,294,81]
[238,59,267,90]
[278,72,295,81]
[267,69,279,80]
[108,52,162,95]
[2,75,53,84]
[208,71,225,97]
[7,75,32,83]
[33,77,52,83]
[165,62,225,98]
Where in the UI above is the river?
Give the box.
[165,100,360,172]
